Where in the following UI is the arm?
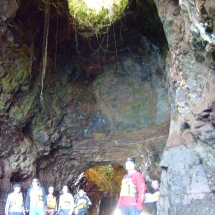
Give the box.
[57,195,61,213]
[151,191,160,202]
[5,194,11,215]
[69,194,74,214]
[25,189,31,211]
[117,196,123,208]
[117,176,125,207]
[41,187,47,207]
[21,193,25,214]
[133,172,146,210]
[85,196,92,206]
[54,196,57,211]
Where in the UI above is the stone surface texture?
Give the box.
[0,0,215,214]
[154,0,215,214]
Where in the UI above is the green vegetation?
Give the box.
[68,0,128,37]
[85,164,125,194]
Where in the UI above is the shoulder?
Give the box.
[135,171,143,175]
[66,193,73,198]
[133,171,143,178]
[7,192,13,198]
[68,193,74,201]
[126,171,142,178]
[132,171,145,182]
[27,187,32,192]
[40,187,46,193]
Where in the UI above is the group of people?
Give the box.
[5,157,159,215]
[5,179,91,215]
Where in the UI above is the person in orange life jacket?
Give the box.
[45,187,57,215]
[75,189,92,215]
[57,185,74,215]
[25,178,47,215]
[5,183,25,215]
[117,157,146,215]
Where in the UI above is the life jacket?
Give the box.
[47,195,56,209]
[9,193,23,208]
[30,187,43,202]
[77,197,89,209]
[77,202,89,209]
[59,194,72,208]
[152,188,160,201]
[120,173,137,197]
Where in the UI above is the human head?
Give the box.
[62,185,68,194]
[125,157,136,171]
[48,186,54,194]
[13,184,21,192]
[78,189,86,197]
[32,178,40,187]
[151,180,159,190]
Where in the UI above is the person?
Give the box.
[75,189,92,215]
[25,178,47,215]
[5,183,25,215]
[117,157,146,215]
[45,186,57,215]
[57,185,74,215]
[148,180,160,215]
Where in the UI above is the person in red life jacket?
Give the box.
[117,157,146,215]
[45,186,57,215]
[5,183,25,215]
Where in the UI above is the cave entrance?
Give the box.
[71,162,157,215]
[73,164,126,215]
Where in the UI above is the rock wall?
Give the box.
[153,0,215,214]
[0,0,169,213]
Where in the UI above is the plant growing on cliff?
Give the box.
[68,0,128,38]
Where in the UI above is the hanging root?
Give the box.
[113,24,118,61]
[75,32,80,53]
[29,39,34,85]
[54,0,59,73]
[40,0,50,100]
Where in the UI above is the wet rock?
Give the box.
[205,52,215,69]
[190,23,200,37]
[192,37,206,51]
[205,44,215,52]
[194,52,205,62]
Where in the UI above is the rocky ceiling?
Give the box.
[1,0,215,214]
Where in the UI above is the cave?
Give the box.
[1,0,215,214]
